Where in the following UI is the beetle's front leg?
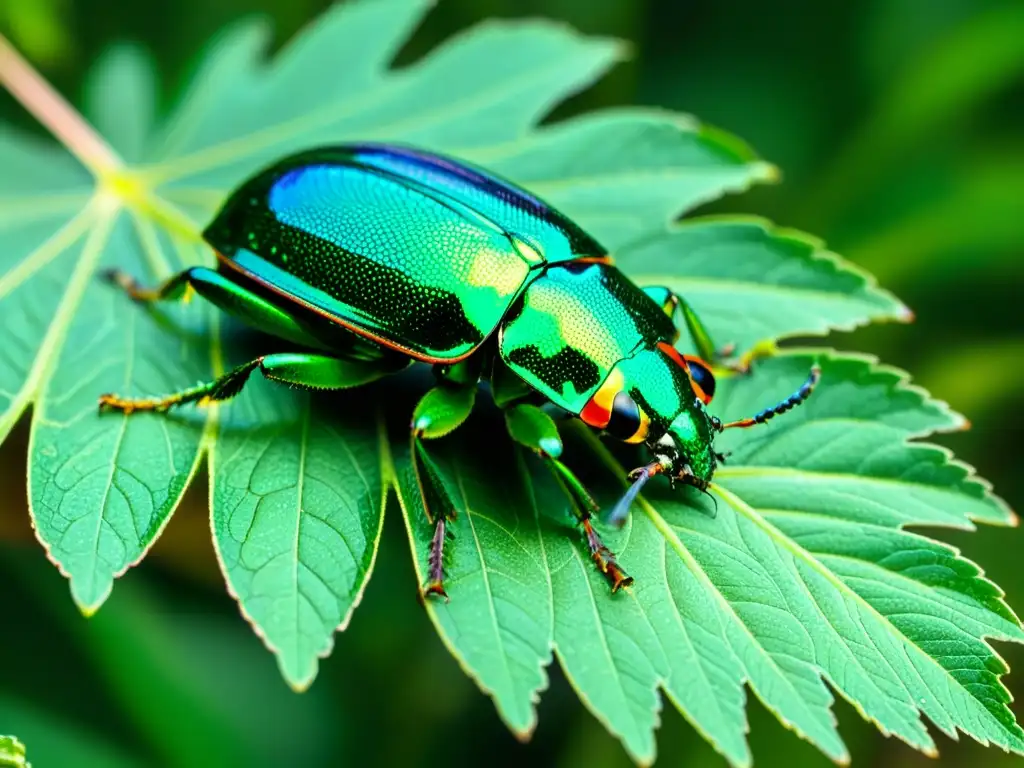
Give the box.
[410,374,477,601]
[504,403,633,592]
[643,286,751,371]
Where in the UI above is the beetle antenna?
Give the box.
[715,365,820,431]
[607,461,663,527]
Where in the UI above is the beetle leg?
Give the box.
[643,286,745,371]
[504,403,632,592]
[98,353,404,413]
[490,359,536,408]
[410,382,477,601]
[103,266,346,352]
[101,267,195,303]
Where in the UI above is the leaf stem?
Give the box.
[0,33,123,177]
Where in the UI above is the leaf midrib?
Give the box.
[718,465,1004,527]
[576,426,846,759]
[655,533,747,767]
[86,291,136,606]
[290,397,311,674]
[456,467,529,721]
[24,202,118,593]
[0,203,95,302]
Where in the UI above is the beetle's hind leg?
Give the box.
[99,353,404,414]
[409,375,478,600]
[102,267,196,303]
[504,403,632,592]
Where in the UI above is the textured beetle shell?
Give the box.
[203,144,605,361]
[499,261,676,413]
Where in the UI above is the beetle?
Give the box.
[100,143,819,599]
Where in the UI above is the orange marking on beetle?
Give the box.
[569,254,614,266]
[657,342,713,404]
[657,341,686,368]
[682,354,713,405]
[579,368,624,428]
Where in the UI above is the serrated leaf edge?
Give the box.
[578,426,851,765]
[620,215,913,343]
[715,481,1023,756]
[205,402,391,691]
[719,348,1016,528]
[390,449,557,739]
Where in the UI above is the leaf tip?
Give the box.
[758,161,782,184]
[74,597,103,618]
[284,672,315,694]
[509,722,536,744]
[609,37,634,63]
[832,748,853,767]
[67,573,112,617]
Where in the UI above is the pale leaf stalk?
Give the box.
[0,33,123,177]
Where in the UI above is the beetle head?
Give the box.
[606,358,821,527]
[649,405,718,491]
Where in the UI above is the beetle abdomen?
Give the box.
[205,145,609,362]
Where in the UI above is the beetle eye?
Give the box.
[606,391,650,443]
[684,356,716,405]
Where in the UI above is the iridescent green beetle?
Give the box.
[100,143,818,599]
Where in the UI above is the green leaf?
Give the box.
[396,352,1022,765]
[0,1,1021,765]
[0,736,29,768]
[29,209,211,612]
[211,380,388,689]
[395,431,554,737]
[616,217,910,354]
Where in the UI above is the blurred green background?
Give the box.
[1,0,1022,765]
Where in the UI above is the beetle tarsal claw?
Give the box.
[423,581,449,603]
[98,393,130,414]
[422,517,450,601]
[581,518,633,591]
